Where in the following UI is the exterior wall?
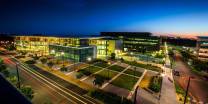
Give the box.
[14,36,118,60]
[197,36,208,60]
[49,45,95,62]
[89,39,108,56]
[101,32,160,52]
[15,36,59,56]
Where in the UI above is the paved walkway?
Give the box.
[160,71,178,104]
[159,42,178,104]
[101,66,131,89]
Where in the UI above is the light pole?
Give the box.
[134,66,136,82]
[130,52,133,61]
[184,76,193,104]
[16,63,20,89]
[108,62,111,79]
[61,51,64,67]
[51,49,55,63]
[87,57,92,72]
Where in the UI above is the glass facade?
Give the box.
[100,32,160,52]
[49,45,95,62]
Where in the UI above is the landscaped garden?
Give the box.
[108,65,125,72]
[123,69,143,77]
[148,76,162,93]
[94,61,110,68]
[77,66,102,77]
[123,60,161,72]
[88,90,133,104]
[95,70,118,80]
[111,74,138,90]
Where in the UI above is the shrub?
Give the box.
[110,53,116,60]
[148,76,162,93]
[40,57,47,64]
[25,60,36,64]
[89,90,133,104]
[47,61,54,68]
[93,75,105,86]
[78,69,91,76]
[60,67,68,72]
[20,85,34,100]
[76,72,84,79]
[15,55,25,59]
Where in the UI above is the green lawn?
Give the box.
[108,65,125,72]
[84,66,103,73]
[124,61,161,72]
[111,74,138,90]
[123,69,143,77]
[96,70,118,80]
[78,66,102,76]
[94,62,110,68]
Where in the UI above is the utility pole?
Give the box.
[184,77,191,104]
[16,63,20,89]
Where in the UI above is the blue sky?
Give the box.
[0,0,208,36]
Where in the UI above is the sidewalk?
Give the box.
[159,42,178,104]
[160,70,178,104]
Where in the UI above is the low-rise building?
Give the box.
[196,36,208,60]
[101,32,160,52]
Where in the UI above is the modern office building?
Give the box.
[101,32,160,52]
[196,36,208,60]
[14,32,159,62]
[15,36,96,62]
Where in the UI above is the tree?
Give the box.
[20,85,34,100]
[120,57,124,62]
[0,58,3,64]
[60,67,68,72]
[40,58,47,64]
[0,64,9,77]
[110,53,116,60]
[47,61,54,69]
[93,75,105,86]
[33,54,39,60]
[7,76,17,85]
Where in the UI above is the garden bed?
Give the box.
[148,76,162,93]
[94,62,110,68]
[88,90,132,104]
[95,70,118,80]
[108,65,125,72]
[123,69,143,77]
[111,74,138,90]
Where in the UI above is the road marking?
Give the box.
[20,64,88,104]
[6,59,78,104]
[8,58,92,104]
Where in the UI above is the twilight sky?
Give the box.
[0,0,208,36]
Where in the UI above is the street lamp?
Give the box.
[87,57,92,72]
[107,62,111,79]
[130,52,133,61]
[184,76,194,104]
[51,50,55,65]
[51,50,55,54]
[16,63,20,89]
[61,51,65,67]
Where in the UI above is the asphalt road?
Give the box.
[173,52,208,103]
[1,55,98,104]
[2,55,74,104]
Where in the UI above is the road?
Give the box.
[1,55,98,104]
[1,55,72,104]
[174,52,208,103]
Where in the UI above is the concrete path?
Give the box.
[159,42,178,104]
